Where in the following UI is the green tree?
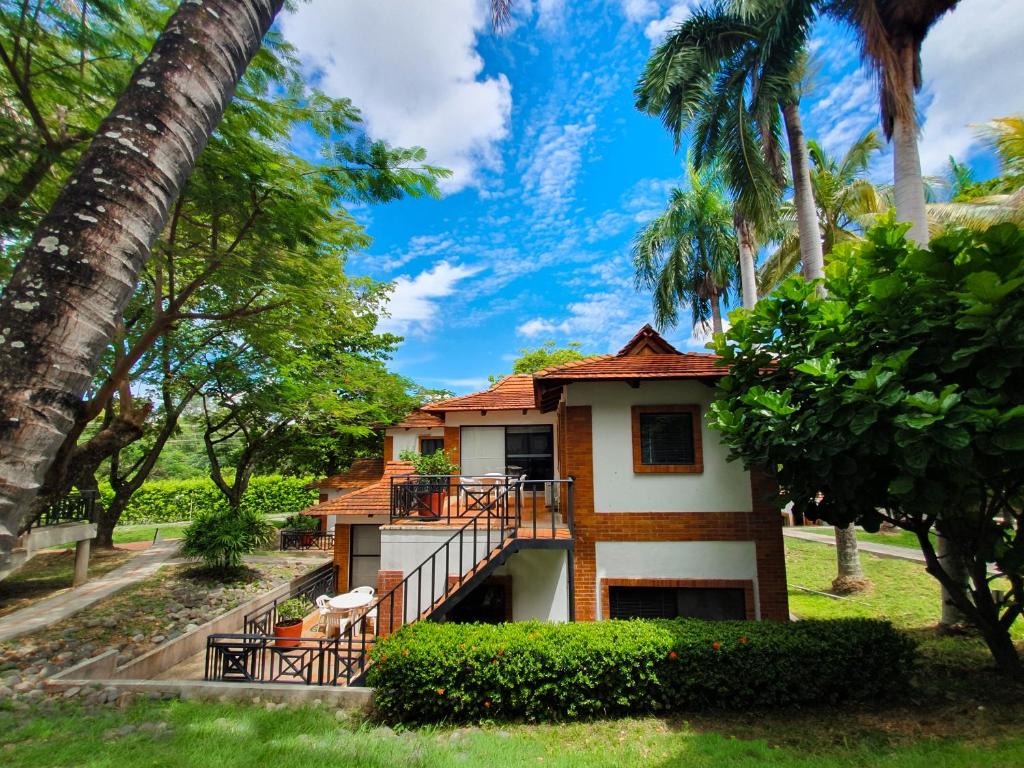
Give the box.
[759,131,885,293]
[708,219,1024,673]
[636,0,822,305]
[823,0,959,245]
[929,116,1024,230]
[632,163,738,334]
[489,342,587,383]
[0,0,291,556]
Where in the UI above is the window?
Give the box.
[608,586,746,621]
[505,425,554,483]
[631,405,703,474]
[419,437,444,456]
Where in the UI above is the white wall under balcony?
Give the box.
[566,380,752,513]
[493,549,569,622]
[386,427,443,460]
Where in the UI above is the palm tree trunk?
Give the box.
[0,0,284,558]
[781,101,826,283]
[892,46,929,246]
[710,290,724,334]
[831,523,868,593]
[735,214,758,309]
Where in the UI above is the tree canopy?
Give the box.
[708,218,1024,673]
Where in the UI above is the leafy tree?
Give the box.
[636,1,821,306]
[0,0,291,556]
[759,131,885,293]
[633,162,738,334]
[708,219,1024,673]
[489,342,587,383]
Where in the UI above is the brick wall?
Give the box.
[375,569,405,637]
[384,435,394,461]
[562,404,789,622]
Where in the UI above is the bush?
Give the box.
[99,475,317,525]
[282,513,320,531]
[178,507,276,572]
[367,618,916,723]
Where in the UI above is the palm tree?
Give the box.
[759,131,885,293]
[636,1,825,302]
[823,0,959,245]
[929,116,1024,230]
[0,0,285,556]
[632,164,738,334]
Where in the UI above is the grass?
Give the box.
[0,548,132,618]
[110,523,189,544]
[2,698,1023,768]
[796,525,930,551]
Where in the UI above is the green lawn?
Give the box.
[797,525,930,551]
[0,548,132,618]
[110,523,189,544]
[2,698,1022,768]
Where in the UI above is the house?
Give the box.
[305,324,788,631]
[304,457,385,534]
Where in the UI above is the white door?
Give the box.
[460,427,506,476]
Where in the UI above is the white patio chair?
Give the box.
[351,585,375,596]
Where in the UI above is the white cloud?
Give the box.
[917,0,1024,173]
[644,2,696,43]
[521,119,596,218]
[280,0,512,193]
[517,318,559,337]
[620,0,660,23]
[379,261,483,336]
[585,176,678,243]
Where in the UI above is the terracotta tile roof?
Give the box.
[533,324,727,412]
[305,457,384,491]
[392,409,445,429]
[423,374,537,412]
[304,461,414,518]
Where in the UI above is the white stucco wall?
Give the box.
[380,524,512,622]
[386,427,444,460]
[566,380,752,513]
[594,540,759,618]
[493,549,569,622]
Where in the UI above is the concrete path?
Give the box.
[0,539,180,644]
[783,528,926,564]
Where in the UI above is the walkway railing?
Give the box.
[29,490,99,530]
[204,631,372,687]
[279,529,335,552]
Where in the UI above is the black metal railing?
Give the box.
[204,631,373,687]
[280,529,335,552]
[243,562,337,636]
[206,478,574,687]
[31,490,99,529]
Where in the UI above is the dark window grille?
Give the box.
[608,586,746,621]
[638,412,695,465]
[420,438,444,456]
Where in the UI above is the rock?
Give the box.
[335,709,347,722]
[40,664,59,678]
[184,624,199,634]
[151,635,166,645]
[0,686,13,698]
[63,687,82,698]
[101,617,118,629]
[131,634,145,644]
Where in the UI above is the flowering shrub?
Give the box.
[367,618,915,724]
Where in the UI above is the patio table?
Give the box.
[328,592,374,612]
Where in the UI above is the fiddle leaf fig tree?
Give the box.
[708,218,1024,675]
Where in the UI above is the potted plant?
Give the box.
[274,597,312,647]
[399,449,459,518]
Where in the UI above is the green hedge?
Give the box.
[99,475,317,525]
[367,618,916,723]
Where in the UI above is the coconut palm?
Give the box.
[0,0,285,554]
[929,116,1024,230]
[636,1,824,304]
[632,164,738,334]
[759,131,885,293]
[823,0,959,245]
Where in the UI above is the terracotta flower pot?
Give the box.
[274,619,303,648]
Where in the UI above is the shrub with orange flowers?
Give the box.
[367,618,915,724]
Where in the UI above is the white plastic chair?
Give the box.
[351,585,375,597]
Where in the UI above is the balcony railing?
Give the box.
[242,562,338,636]
[28,490,99,530]
[279,529,335,552]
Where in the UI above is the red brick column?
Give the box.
[564,406,597,621]
[375,570,405,638]
[750,469,789,621]
[333,523,350,593]
[444,427,460,470]
[384,435,394,461]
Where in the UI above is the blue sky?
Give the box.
[280,0,1024,394]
